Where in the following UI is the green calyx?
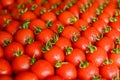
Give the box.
[52,34,59,44]
[40,8,46,15]
[65,47,73,55]
[42,0,48,5]
[3,40,11,47]
[110,17,117,22]
[26,37,34,44]
[46,20,52,28]
[57,24,64,33]
[91,17,98,23]
[31,4,38,11]
[111,47,120,53]
[34,27,42,35]
[81,26,87,31]
[63,2,73,10]
[72,32,80,42]
[103,58,113,65]
[30,57,36,65]
[14,50,23,57]
[115,39,120,44]
[4,18,11,27]
[55,61,68,68]
[86,44,97,53]
[118,0,120,8]
[103,26,111,34]
[17,4,25,8]
[19,8,28,14]
[19,21,30,29]
[79,61,89,68]
[70,17,77,24]
[92,75,101,80]
[115,10,120,17]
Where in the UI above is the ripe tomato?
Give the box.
[15,29,34,45]
[77,61,99,80]
[55,62,77,79]
[31,60,54,79]
[65,48,86,66]
[44,46,65,65]
[86,46,107,67]
[61,26,80,41]
[0,58,12,76]
[15,71,38,80]
[12,55,31,74]
[46,75,63,80]
[110,20,120,32]
[1,0,14,7]
[4,42,24,61]
[0,31,13,47]
[25,41,43,59]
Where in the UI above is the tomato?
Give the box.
[77,61,99,80]
[0,58,12,76]
[31,60,54,79]
[61,26,80,41]
[73,19,88,31]
[58,11,77,25]
[65,48,86,66]
[0,76,13,80]
[20,11,37,21]
[44,46,64,65]
[110,20,120,32]
[96,37,115,52]
[15,29,34,45]
[82,27,100,43]
[15,71,38,80]
[5,21,20,35]
[73,37,91,51]
[36,29,55,44]
[25,41,43,59]
[4,42,24,61]
[86,46,107,67]
[1,0,14,7]
[98,12,110,23]
[0,46,4,58]
[29,19,47,34]
[0,31,13,47]
[12,55,31,74]
[99,63,119,79]
[55,62,77,79]
[55,37,72,51]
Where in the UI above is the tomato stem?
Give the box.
[34,27,42,35]
[52,34,59,44]
[55,61,67,68]
[4,18,11,27]
[40,8,47,15]
[79,61,89,68]
[103,26,111,34]
[92,75,101,80]
[30,57,36,65]
[115,39,120,44]
[3,40,11,47]
[110,17,117,22]
[26,37,34,44]
[46,20,52,28]
[14,51,23,57]
[65,47,73,55]
[86,44,97,53]
[19,21,30,29]
[111,47,120,53]
[31,4,38,11]
[57,24,64,33]
[70,17,77,24]
[103,58,113,65]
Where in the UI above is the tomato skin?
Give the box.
[65,48,86,66]
[55,37,72,51]
[46,75,63,80]
[0,76,13,80]
[25,41,43,59]
[20,11,37,21]
[4,42,24,61]
[15,29,34,45]
[56,62,77,80]
[36,29,54,44]
[0,31,13,47]
[82,27,100,43]
[44,46,65,65]
[110,21,120,32]
[0,58,12,76]
[61,26,80,41]
[1,0,14,7]
[98,12,110,23]
[105,29,120,41]
[5,21,20,35]
[96,37,115,52]
[77,62,99,80]
[12,55,31,74]
[31,60,54,79]
[86,46,107,67]
[15,71,38,80]
[73,37,91,51]
[99,64,119,79]
[0,46,4,58]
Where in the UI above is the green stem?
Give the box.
[3,40,11,47]
[31,4,38,11]
[86,44,97,53]
[57,24,64,33]
[19,21,30,29]
[103,58,113,65]
[79,61,89,68]
[55,61,68,68]
[34,27,42,35]
[65,47,73,55]
[46,20,52,28]
[92,75,101,80]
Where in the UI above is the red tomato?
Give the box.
[15,29,34,45]
[46,75,63,80]
[31,60,54,79]
[0,31,13,47]
[0,58,12,76]
[65,48,86,66]
[77,61,99,80]
[12,55,31,74]
[0,46,4,58]
[25,41,43,59]
[4,42,24,61]
[98,12,110,23]
[110,20,120,32]
[56,62,77,79]
[15,71,38,80]
[1,0,14,7]
[61,26,80,41]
